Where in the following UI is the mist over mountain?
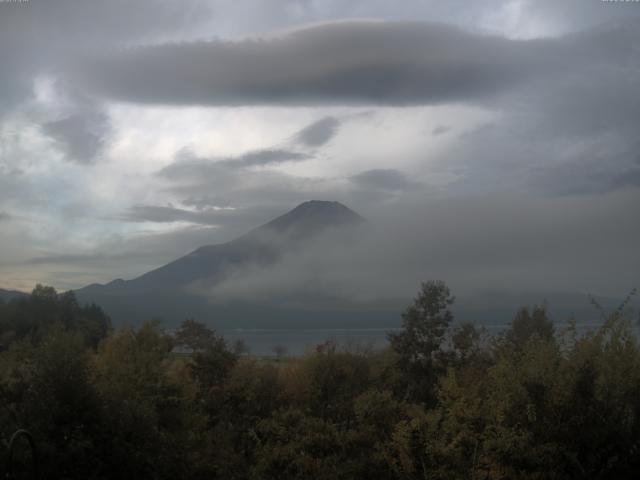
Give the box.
[79,200,363,293]
[72,199,633,329]
[75,201,384,327]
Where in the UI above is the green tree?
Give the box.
[389,280,455,404]
[203,360,283,478]
[504,304,554,351]
[253,409,345,480]
[0,285,110,349]
[290,342,370,425]
[189,336,237,396]
[3,327,103,478]
[93,321,189,479]
[173,318,216,352]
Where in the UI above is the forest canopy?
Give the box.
[0,282,638,479]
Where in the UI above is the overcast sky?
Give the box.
[0,0,639,297]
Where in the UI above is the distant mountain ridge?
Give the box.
[72,200,633,329]
[74,201,373,326]
[0,288,28,303]
[78,200,364,296]
[256,200,364,237]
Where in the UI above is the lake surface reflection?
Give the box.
[221,322,611,356]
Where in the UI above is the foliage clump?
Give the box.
[0,283,638,479]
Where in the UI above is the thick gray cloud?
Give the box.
[72,21,561,106]
[70,18,640,108]
[119,205,263,227]
[529,149,640,196]
[226,149,310,168]
[17,224,228,288]
[432,125,451,136]
[289,0,640,38]
[350,169,419,192]
[121,205,219,224]
[162,148,310,177]
[437,67,640,196]
[2,0,639,113]
[24,252,152,267]
[0,212,12,222]
[155,150,330,213]
[414,18,640,197]
[159,158,234,185]
[201,189,640,303]
[134,148,318,237]
[0,0,216,117]
[41,111,110,164]
[294,116,341,147]
[125,150,331,237]
[152,153,420,240]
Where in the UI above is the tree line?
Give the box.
[0,281,638,479]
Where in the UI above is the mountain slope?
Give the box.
[74,201,368,324]
[80,200,364,295]
[0,288,28,303]
[72,200,628,329]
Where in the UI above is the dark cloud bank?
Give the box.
[198,189,640,304]
[41,111,111,164]
[349,169,419,192]
[72,21,554,106]
[65,18,640,199]
[294,116,341,147]
[71,19,639,107]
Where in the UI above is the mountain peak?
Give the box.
[297,200,344,207]
[289,200,356,216]
[258,200,364,237]
[76,201,364,300]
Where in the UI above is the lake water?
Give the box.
[221,321,612,356]
[221,328,400,356]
